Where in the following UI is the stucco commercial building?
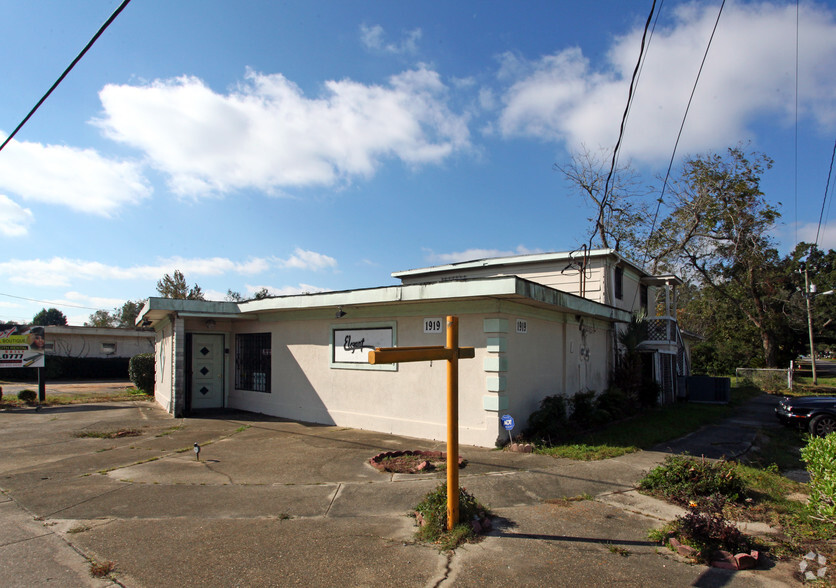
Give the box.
[137,249,688,448]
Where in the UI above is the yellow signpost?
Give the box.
[368,315,474,530]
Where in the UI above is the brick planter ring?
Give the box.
[369,450,466,474]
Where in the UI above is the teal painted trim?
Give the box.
[486,376,506,392]
[483,395,509,411]
[483,318,509,333]
[484,356,508,372]
[259,299,503,323]
[486,337,506,353]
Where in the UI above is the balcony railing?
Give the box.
[643,317,677,343]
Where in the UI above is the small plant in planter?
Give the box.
[413,483,492,550]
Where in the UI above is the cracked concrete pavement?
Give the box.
[0,393,798,587]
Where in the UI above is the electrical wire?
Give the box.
[589,0,657,251]
[640,0,727,271]
[0,291,105,311]
[0,0,133,154]
[814,138,836,248]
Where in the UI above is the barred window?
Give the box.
[235,333,271,393]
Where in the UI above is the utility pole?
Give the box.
[803,264,818,385]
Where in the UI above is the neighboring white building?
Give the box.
[138,249,690,448]
[45,326,154,359]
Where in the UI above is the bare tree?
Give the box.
[555,146,652,261]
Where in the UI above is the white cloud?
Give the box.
[0,256,272,287]
[426,245,543,264]
[62,291,125,308]
[94,67,468,197]
[0,195,34,236]
[497,2,836,163]
[360,24,422,54]
[278,248,337,271]
[0,136,150,215]
[795,221,836,251]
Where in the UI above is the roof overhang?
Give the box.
[137,276,633,329]
[391,248,650,281]
[640,274,684,287]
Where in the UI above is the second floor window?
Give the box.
[614,266,624,300]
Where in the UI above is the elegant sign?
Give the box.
[0,324,46,368]
[332,327,393,364]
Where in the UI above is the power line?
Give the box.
[589,0,657,251]
[640,0,727,270]
[0,0,133,154]
[0,291,104,311]
[814,137,836,248]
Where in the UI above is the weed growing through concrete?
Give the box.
[413,483,491,550]
[67,525,90,534]
[74,429,142,439]
[89,560,115,578]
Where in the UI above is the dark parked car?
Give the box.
[776,396,836,436]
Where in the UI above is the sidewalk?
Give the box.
[0,396,796,587]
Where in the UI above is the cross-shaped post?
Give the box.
[368,315,475,530]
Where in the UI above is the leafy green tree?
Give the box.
[156,270,205,300]
[648,147,786,366]
[115,299,145,327]
[86,309,116,327]
[32,307,67,326]
[85,299,146,328]
[225,289,244,302]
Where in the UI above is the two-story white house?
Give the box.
[137,249,689,447]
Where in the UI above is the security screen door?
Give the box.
[191,333,224,409]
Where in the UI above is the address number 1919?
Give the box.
[424,318,443,333]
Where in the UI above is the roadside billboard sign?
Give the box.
[0,324,46,368]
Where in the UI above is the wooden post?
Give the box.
[446,316,460,529]
[368,315,474,531]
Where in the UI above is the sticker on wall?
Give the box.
[516,319,528,334]
[332,327,393,364]
[423,318,443,334]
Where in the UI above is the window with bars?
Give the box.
[235,332,271,393]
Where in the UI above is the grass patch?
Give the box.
[0,388,153,409]
[532,384,760,461]
[537,443,639,460]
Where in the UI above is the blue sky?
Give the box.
[1,0,836,325]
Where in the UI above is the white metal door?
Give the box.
[191,334,224,409]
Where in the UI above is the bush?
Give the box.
[596,387,630,419]
[128,353,155,393]
[17,389,37,404]
[671,495,749,560]
[639,455,747,506]
[570,390,609,428]
[524,395,568,443]
[800,433,836,525]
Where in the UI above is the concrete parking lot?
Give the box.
[0,395,796,587]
